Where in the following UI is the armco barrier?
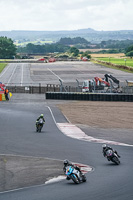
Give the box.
[46,92,133,102]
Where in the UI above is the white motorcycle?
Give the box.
[106,150,120,165]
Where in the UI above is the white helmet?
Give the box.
[102,144,107,148]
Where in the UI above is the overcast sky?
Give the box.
[0,0,133,31]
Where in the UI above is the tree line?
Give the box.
[17,43,69,54]
[0,36,133,59]
[0,37,16,59]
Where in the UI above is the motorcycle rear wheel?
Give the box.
[82,174,87,182]
[38,127,41,132]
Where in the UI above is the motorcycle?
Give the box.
[36,118,44,132]
[65,166,86,184]
[106,149,120,165]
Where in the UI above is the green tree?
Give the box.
[125,45,133,54]
[81,52,91,59]
[70,47,79,56]
[100,41,106,48]
[17,43,69,54]
[126,51,133,59]
[58,37,89,45]
[0,37,16,58]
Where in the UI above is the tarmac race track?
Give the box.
[0,61,133,86]
[0,95,133,200]
[0,61,133,200]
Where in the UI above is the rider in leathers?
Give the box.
[63,159,84,180]
[102,144,120,160]
[36,114,45,129]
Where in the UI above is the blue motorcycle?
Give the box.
[65,166,86,184]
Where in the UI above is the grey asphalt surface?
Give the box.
[0,61,133,200]
[78,125,133,145]
[0,63,32,86]
[0,154,63,192]
[1,61,133,87]
[0,94,133,200]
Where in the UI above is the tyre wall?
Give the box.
[46,92,133,102]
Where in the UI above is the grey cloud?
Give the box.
[0,0,133,31]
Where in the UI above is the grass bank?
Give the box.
[96,57,133,67]
[0,63,7,73]
[91,53,125,58]
[92,57,133,73]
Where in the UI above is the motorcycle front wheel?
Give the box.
[71,174,80,184]
[112,157,120,165]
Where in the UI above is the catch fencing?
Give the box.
[5,83,133,95]
[6,83,81,94]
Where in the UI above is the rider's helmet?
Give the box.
[102,144,107,149]
[64,159,69,166]
[40,114,44,118]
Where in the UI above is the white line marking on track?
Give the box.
[7,64,17,85]
[21,64,23,86]
[47,106,57,124]
[47,68,63,82]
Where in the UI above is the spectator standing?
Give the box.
[4,88,9,101]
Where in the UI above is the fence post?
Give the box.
[29,86,31,94]
[15,85,17,93]
[46,84,49,92]
[59,79,63,92]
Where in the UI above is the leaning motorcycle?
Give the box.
[65,166,86,184]
[36,118,44,132]
[106,149,120,165]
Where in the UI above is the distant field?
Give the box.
[96,57,133,67]
[0,63,7,73]
[91,53,125,58]
[79,49,110,52]
[14,40,53,46]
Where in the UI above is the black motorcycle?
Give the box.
[36,118,44,132]
[106,149,120,165]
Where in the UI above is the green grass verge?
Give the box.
[91,59,133,74]
[96,57,133,67]
[0,63,7,73]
